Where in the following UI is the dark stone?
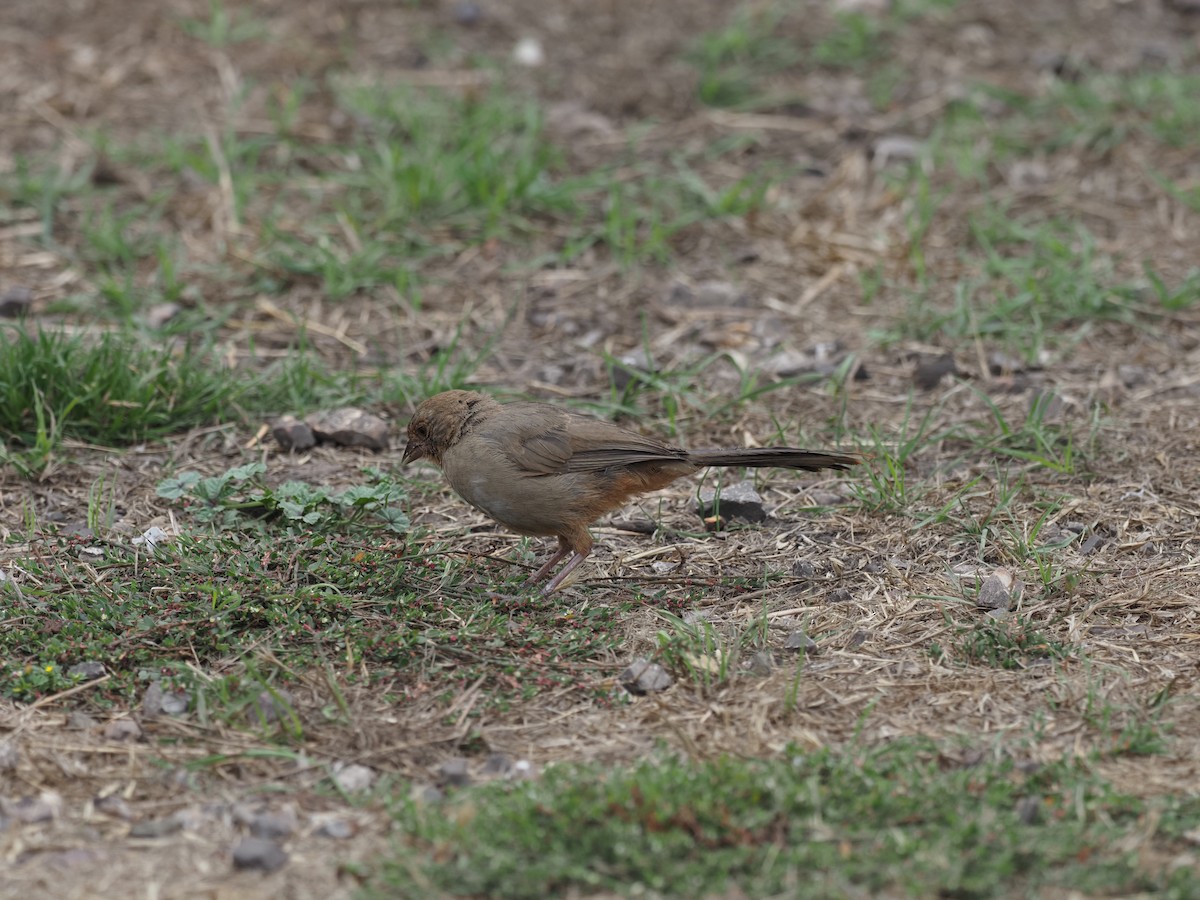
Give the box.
[306,407,390,451]
[231,837,288,873]
[271,415,316,451]
[914,353,958,390]
[696,481,766,523]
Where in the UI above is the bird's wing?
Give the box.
[480,403,578,476]
[487,404,688,476]
[561,417,689,473]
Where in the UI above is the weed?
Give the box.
[373,740,1194,898]
[955,616,1070,670]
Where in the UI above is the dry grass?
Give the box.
[2,0,1200,895]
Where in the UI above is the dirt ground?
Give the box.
[2,0,1199,896]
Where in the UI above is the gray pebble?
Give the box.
[231,837,288,873]
[619,658,673,694]
[784,630,818,652]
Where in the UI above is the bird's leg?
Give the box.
[523,536,572,586]
[541,547,590,595]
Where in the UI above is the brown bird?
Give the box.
[402,390,857,594]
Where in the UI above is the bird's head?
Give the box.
[402,390,489,466]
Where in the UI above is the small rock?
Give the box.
[129,817,183,839]
[825,588,853,604]
[249,688,295,725]
[745,650,774,675]
[67,711,97,730]
[1029,389,1065,421]
[512,36,544,67]
[437,757,472,788]
[271,415,316,452]
[914,353,958,390]
[0,741,18,770]
[145,303,181,329]
[545,101,617,141]
[1015,795,1042,825]
[103,719,142,742]
[143,683,189,718]
[231,837,289,873]
[77,545,105,562]
[0,286,33,318]
[696,482,766,523]
[481,753,512,777]
[650,560,679,575]
[847,630,870,649]
[94,793,134,821]
[412,783,444,804]
[976,570,1016,611]
[784,630,818,652]
[872,135,923,168]
[509,759,537,781]
[609,347,654,393]
[67,661,106,681]
[313,817,355,839]
[331,762,376,794]
[451,0,483,25]
[306,408,389,451]
[988,351,1026,375]
[619,658,673,695]
[792,560,816,578]
[249,808,298,840]
[162,689,189,715]
[131,526,170,551]
[4,791,63,824]
[1117,365,1149,389]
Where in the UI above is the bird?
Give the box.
[402,390,857,594]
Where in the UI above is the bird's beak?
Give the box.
[401,441,424,466]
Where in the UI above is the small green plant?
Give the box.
[157,463,410,534]
[178,0,267,47]
[814,12,885,69]
[849,399,953,513]
[687,4,798,107]
[956,616,1070,670]
[655,610,737,689]
[9,662,84,700]
[1142,263,1200,311]
[968,386,1095,475]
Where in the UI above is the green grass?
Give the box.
[2,86,780,317]
[862,56,1200,360]
[0,315,516,476]
[0,327,356,475]
[952,616,1071,670]
[373,739,1198,898]
[2,483,625,711]
[686,4,799,108]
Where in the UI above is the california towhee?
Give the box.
[403,390,857,594]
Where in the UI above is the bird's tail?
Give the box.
[687,447,858,471]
